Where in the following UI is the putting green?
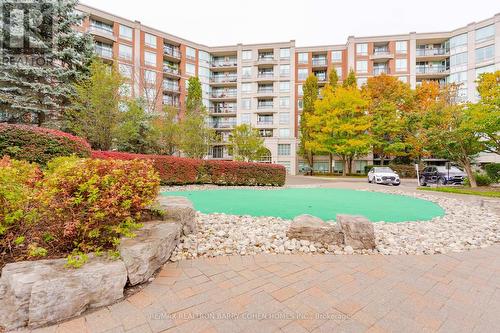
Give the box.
[161,188,445,222]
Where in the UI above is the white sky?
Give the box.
[81,0,499,47]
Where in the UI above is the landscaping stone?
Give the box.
[286,214,344,245]
[0,256,127,330]
[119,221,181,285]
[158,196,196,236]
[337,214,376,250]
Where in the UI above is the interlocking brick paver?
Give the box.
[22,246,500,333]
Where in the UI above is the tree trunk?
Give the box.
[380,154,385,166]
[462,159,477,188]
[342,157,347,177]
[328,153,333,174]
[347,156,353,175]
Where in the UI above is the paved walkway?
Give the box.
[36,246,500,333]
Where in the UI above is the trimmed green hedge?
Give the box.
[0,124,92,165]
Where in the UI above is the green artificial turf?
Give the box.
[162,188,445,222]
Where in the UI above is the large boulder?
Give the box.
[158,196,196,236]
[0,256,127,330]
[337,214,375,250]
[119,221,181,285]
[287,214,344,245]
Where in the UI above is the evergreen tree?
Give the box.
[64,58,123,151]
[328,68,339,88]
[343,69,357,88]
[229,124,267,162]
[299,74,319,171]
[0,0,94,125]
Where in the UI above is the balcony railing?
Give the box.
[257,72,274,78]
[211,91,237,98]
[163,83,180,92]
[163,66,180,76]
[211,60,237,67]
[209,121,237,129]
[416,65,448,74]
[163,101,180,108]
[312,58,327,66]
[258,55,274,62]
[373,48,390,56]
[314,74,327,81]
[257,103,274,109]
[94,46,113,59]
[209,106,236,114]
[258,88,274,94]
[89,25,114,36]
[416,48,449,57]
[209,75,237,83]
[163,46,181,59]
[373,67,390,75]
[257,120,274,126]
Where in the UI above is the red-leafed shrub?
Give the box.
[0,123,92,165]
[92,151,286,186]
[0,156,160,268]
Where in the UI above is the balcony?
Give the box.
[416,65,449,77]
[94,46,113,61]
[312,58,327,67]
[370,48,393,61]
[209,106,237,115]
[163,65,180,77]
[163,46,181,61]
[257,103,274,110]
[257,72,274,81]
[162,100,180,109]
[209,75,237,84]
[416,48,449,59]
[210,91,237,99]
[373,67,390,75]
[163,83,180,93]
[257,120,274,126]
[210,60,237,68]
[257,87,274,95]
[89,24,116,42]
[257,54,275,64]
[209,120,237,129]
[314,72,327,83]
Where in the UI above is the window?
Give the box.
[280,64,290,76]
[144,33,156,48]
[278,144,291,156]
[242,50,252,60]
[241,113,251,124]
[198,51,210,65]
[279,112,290,125]
[475,25,494,42]
[331,51,342,62]
[241,98,251,110]
[298,84,303,96]
[450,52,468,66]
[119,44,132,60]
[279,81,290,92]
[185,63,196,76]
[335,66,342,78]
[356,77,367,86]
[279,97,290,108]
[119,83,132,97]
[398,76,408,83]
[279,128,290,138]
[356,60,368,73]
[298,68,308,80]
[280,48,290,59]
[241,83,252,93]
[144,51,156,66]
[476,64,495,78]
[186,47,196,60]
[450,33,467,49]
[298,99,303,109]
[198,67,210,78]
[395,58,407,72]
[119,25,132,40]
[475,45,494,63]
[298,53,308,64]
[241,66,252,78]
[356,43,368,55]
[144,70,156,84]
[119,63,132,79]
[395,41,407,54]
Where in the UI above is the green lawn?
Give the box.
[162,188,444,222]
[418,186,500,198]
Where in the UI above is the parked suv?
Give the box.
[419,166,466,186]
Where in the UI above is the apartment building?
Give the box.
[77,3,500,174]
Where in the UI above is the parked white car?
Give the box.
[368,167,401,186]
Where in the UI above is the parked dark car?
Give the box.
[419,166,467,186]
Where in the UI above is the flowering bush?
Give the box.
[0,123,92,165]
[92,151,286,186]
[0,157,160,268]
